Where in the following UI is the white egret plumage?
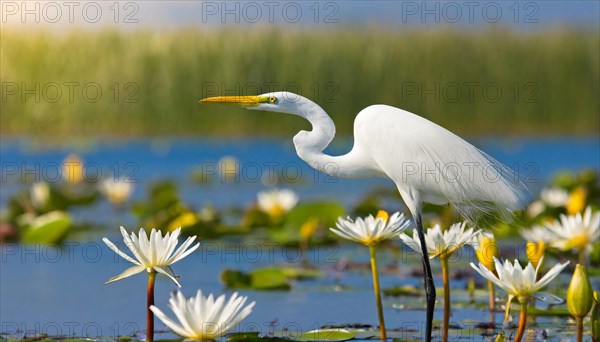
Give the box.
[201,91,527,341]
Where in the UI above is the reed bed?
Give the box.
[1,27,598,137]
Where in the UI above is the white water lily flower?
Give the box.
[520,224,556,243]
[544,206,600,253]
[526,200,546,218]
[30,182,50,209]
[150,290,255,340]
[330,211,411,246]
[103,227,199,286]
[400,222,479,259]
[257,188,298,216]
[471,257,568,301]
[540,187,569,207]
[99,177,134,205]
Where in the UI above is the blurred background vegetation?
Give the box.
[2,27,599,138]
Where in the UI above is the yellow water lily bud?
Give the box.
[475,234,498,272]
[62,154,84,184]
[300,217,320,242]
[526,241,545,269]
[567,187,587,215]
[567,264,593,318]
[168,212,199,232]
[591,291,599,341]
[376,210,389,223]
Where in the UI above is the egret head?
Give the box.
[200,91,307,115]
[200,90,335,154]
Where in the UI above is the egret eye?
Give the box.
[269,97,277,104]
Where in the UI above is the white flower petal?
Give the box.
[533,261,569,292]
[151,290,255,339]
[150,305,194,338]
[102,237,140,265]
[155,266,181,287]
[105,265,145,284]
[332,211,410,245]
[104,226,199,287]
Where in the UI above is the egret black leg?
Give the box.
[415,213,436,341]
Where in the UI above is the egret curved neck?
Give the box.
[292,102,377,179]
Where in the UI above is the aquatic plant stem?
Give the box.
[488,280,496,311]
[147,270,156,342]
[579,250,587,267]
[369,245,387,340]
[514,303,528,342]
[441,257,450,342]
[576,316,583,342]
[502,295,514,331]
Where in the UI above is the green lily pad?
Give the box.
[250,268,291,291]
[285,202,345,228]
[20,211,72,243]
[221,268,290,290]
[268,202,345,245]
[227,332,261,341]
[296,329,355,341]
[279,268,323,280]
[221,269,252,289]
[383,284,422,297]
[221,267,322,291]
[520,306,571,317]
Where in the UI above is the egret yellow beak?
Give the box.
[199,95,262,105]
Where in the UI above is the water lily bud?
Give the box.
[475,234,498,272]
[567,264,593,318]
[526,241,545,269]
[567,187,587,215]
[62,154,84,184]
[375,210,389,223]
[300,217,319,242]
[591,291,599,341]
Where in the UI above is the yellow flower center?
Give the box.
[268,204,285,218]
[567,233,589,250]
[107,192,128,205]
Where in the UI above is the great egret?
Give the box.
[200,91,527,341]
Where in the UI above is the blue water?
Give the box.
[0,242,570,340]
[2,137,599,211]
[1,137,598,340]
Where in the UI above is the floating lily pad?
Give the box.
[279,268,323,280]
[250,268,291,291]
[285,202,345,228]
[20,211,72,243]
[221,270,253,289]
[269,202,345,245]
[296,329,355,341]
[221,267,322,291]
[383,285,422,297]
[227,332,260,341]
[521,306,571,317]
